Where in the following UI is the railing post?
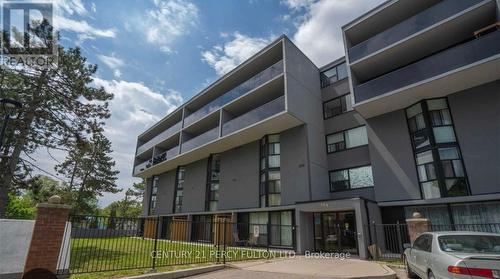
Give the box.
[223,219,227,264]
[266,222,270,252]
[371,221,379,261]
[151,215,160,272]
[396,221,403,255]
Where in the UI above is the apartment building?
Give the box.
[133,0,500,258]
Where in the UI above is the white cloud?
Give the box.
[97,54,124,78]
[291,0,385,67]
[143,0,198,52]
[281,0,316,10]
[53,0,116,42]
[91,2,97,13]
[202,32,272,76]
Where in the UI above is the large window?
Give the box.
[320,62,348,87]
[270,211,293,247]
[323,94,353,119]
[149,176,159,215]
[173,167,185,213]
[260,134,281,207]
[206,154,220,211]
[329,165,374,192]
[405,98,469,199]
[326,126,368,153]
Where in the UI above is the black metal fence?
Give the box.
[56,215,294,275]
[366,222,500,261]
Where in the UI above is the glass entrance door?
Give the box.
[313,211,358,254]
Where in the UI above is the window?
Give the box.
[260,134,281,207]
[323,94,352,119]
[329,165,374,192]
[206,154,220,211]
[270,211,293,247]
[326,126,368,153]
[149,176,159,215]
[320,62,348,87]
[413,234,432,252]
[405,98,469,199]
[173,167,185,213]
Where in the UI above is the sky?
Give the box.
[32,0,385,206]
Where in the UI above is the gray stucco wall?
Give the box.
[182,158,208,213]
[156,170,176,215]
[448,81,500,195]
[284,39,330,202]
[281,125,310,204]
[366,109,421,202]
[218,141,260,210]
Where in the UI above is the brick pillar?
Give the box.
[406,212,431,244]
[23,196,71,275]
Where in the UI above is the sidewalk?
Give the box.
[227,256,397,279]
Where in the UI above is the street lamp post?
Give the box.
[0,98,22,151]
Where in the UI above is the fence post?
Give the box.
[151,215,160,272]
[371,221,379,260]
[23,195,71,276]
[396,221,403,254]
[266,222,270,252]
[223,219,227,264]
[217,220,221,263]
[406,212,431,244]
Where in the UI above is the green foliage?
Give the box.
[5,194,35,219]
[101,181,145,218]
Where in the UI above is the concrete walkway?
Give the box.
[188,256,397,279]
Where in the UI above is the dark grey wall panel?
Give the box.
[448,81,500,195]
[218,141,260,210]
[321,79,350,101]
[182,158,208,212]
[156,170,176,215]
[366,110,421,202]
[330,187,376,200]
[281,125,310,204]
[327,145,371,170]
[142,177,151,216]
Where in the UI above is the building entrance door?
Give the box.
[313,211,358,254]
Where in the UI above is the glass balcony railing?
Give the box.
[134,159,152,175]
[181,127,219,153]
[348,0,485,62]
[136,121,182,155]
[152,146,180,165]
[184,60,283,127]
[354,30,500,103]
[222,95,285,136]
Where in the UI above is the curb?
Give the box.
[123,264,225,279]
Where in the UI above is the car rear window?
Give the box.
[438,235,500,253]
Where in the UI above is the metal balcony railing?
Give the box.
[348,0,485,62]
[354,30,500,103]
[222,95,285,136]
[136,121,182,155]
[184,60,283,127]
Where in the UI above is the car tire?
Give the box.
[428,270,435,279]
[404,256,417,278]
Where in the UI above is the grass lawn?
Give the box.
[67,237,280,276]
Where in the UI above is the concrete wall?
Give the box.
[0,219,70,278]
[448,81,500,195]
[182,158,208,213]
[156,170,176,215]
[366,110,421,202]
[284,38,330,201]
[218,141,260,210]
[281,125,310,204]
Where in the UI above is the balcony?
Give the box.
[152,146,179,165]
[222,95,285,136]
[183,60,283,127]
[136,121,182,155]
[181,127,219,153]
[355,30,500,103]
[134,160,152,175]
[348,0,486,63]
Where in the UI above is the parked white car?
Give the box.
[403,232,500,279]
